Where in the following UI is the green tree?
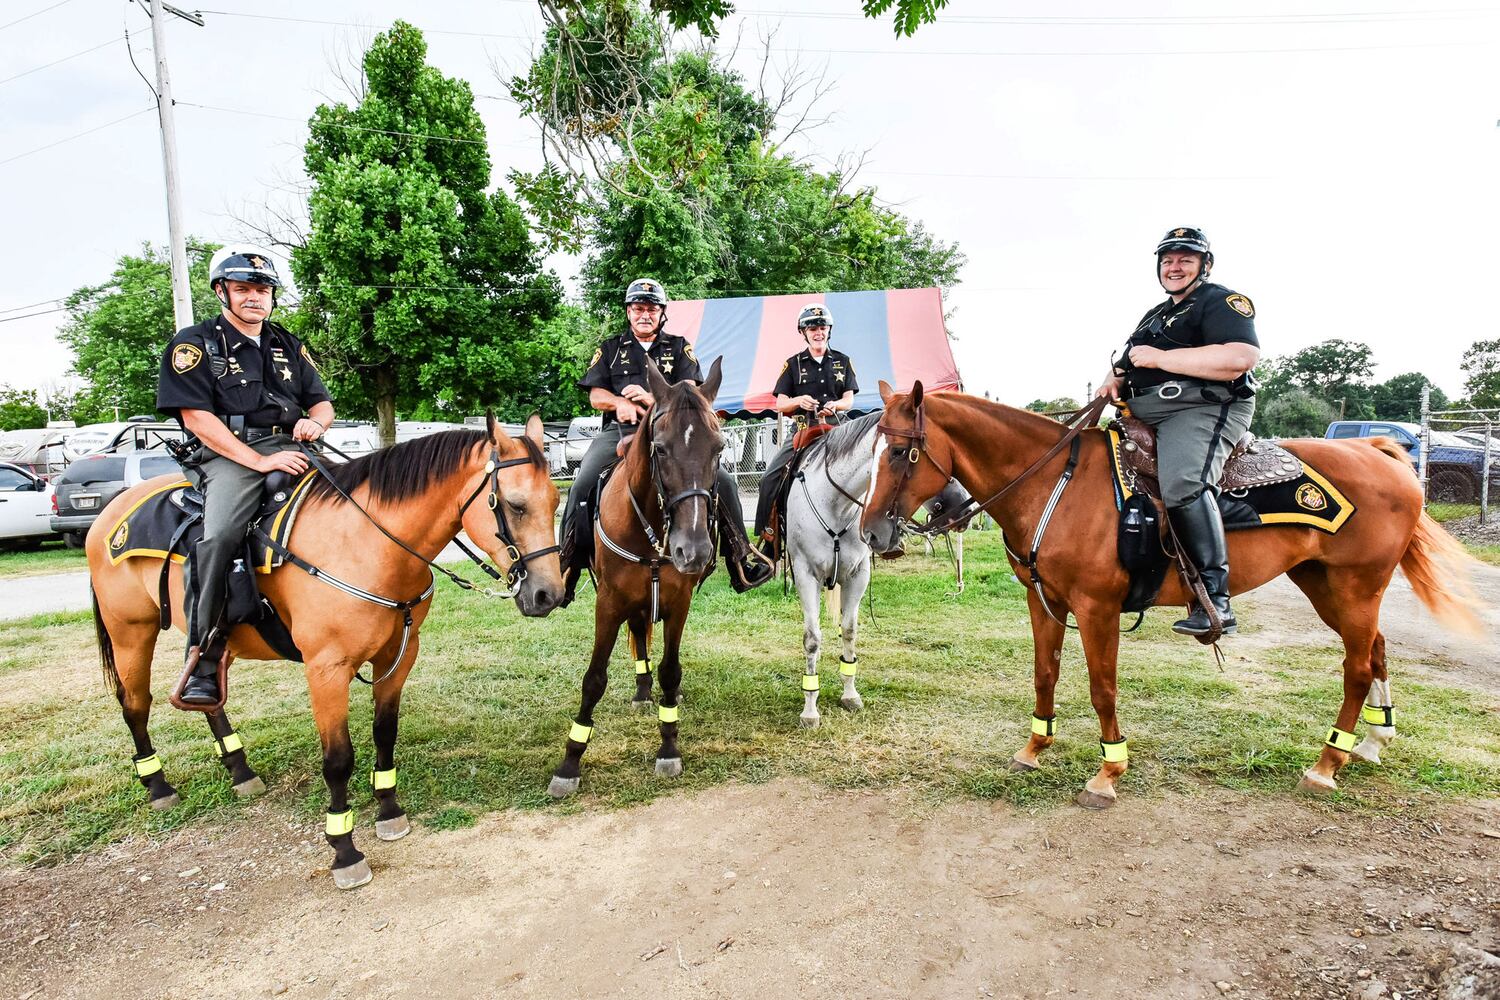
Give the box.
[55,243,219,424]
[1460,339,1500,410]
[0,385,47,431]
[1256,339,1376,422]
[293,21,563,443]
[1371,372,1448,422]
[1252,388,1337,439]
[541,0,951,38]
[1024,397,1081,414]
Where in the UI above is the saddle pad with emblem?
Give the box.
[1105,428,1355,534]
[104,472,318,573]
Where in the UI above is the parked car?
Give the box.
[1324,420,1500,502]
[64,419,185,462]
[51,451,185,547]
[0,461,59,548]
[563,415,602,474]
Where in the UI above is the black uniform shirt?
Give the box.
[579,329,703,427]
[772,348,858,425]
[1120,281,1259,392]
[156,316,332,427]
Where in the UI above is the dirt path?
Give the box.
[2,781,1496,1000]
[4,549,1496,1000]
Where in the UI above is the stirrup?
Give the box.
[171,636,229,713]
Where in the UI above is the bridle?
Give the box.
[454,443,561,593]
[595,404,721,622]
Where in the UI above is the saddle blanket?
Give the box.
[1106,429,1356,534]
[104,473,318,572]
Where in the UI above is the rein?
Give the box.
[254,438,557,684]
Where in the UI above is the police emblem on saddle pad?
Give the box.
[104,473,318,573]
[1107,426,1355,534]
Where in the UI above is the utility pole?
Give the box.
[145,0,205,331]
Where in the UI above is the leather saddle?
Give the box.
[760,427,836,562]
[1112,417,1305,498]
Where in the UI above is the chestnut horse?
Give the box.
[548,357,725,797]
[862,382,1481,808]
[89,415,563,888]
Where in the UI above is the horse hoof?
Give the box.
[332,859,373,891]
[840,696,863,712]
[1297,770,1337,794]
[150,792,181,811]
[548,775,580,799]
[1008,755,1039,773]
[655,757,683,778]
[630,699,655,714]
[799,715,820,729]
[232,776,266,798]
[1350,740,1382,765]
[375,815,411,842]
[1075,788,1116,810]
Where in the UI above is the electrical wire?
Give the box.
[0,107,156,167]
[0,0,78,33]
[0,35,124,87]
[172,100,535,149]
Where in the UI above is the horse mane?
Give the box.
[817,412,884,465]
[303,428,513,507]
[934,392,1073,438]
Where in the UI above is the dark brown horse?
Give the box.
[862,383,1481,807]
[89,416,563,888]
[548,357,725,797]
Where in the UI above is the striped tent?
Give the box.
[668,287,961,417]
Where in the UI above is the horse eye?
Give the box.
[508,500,526,516]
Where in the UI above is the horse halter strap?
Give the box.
[456,445,560,591]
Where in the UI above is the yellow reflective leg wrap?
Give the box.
[1325,726,1358,752]
[839,657,858,677]
[1031,714,1057,738]
[1100,739,1128,763]
[802,673,821,691]
[372,768,397,791]
[1361,704,1394,727]
[213,731,244,757]
[569,722,594,744]
[325,809,355,837]
[133,753,162,778]
[658,704,680,724]
[635,659,650,675]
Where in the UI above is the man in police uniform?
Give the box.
[557,278,772,604]
[753,303,859,540]
[1096,227,1259,636]
[156,246,334,704]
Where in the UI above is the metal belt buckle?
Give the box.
[1158,381,1183,400]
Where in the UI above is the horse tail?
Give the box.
[92,584,123,701]
[1399,510,1484,636]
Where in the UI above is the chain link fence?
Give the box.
[1419,395,1499,524]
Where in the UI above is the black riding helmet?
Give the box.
[796,303,833,340]
[624,278,668,333]
[1155,227,1214,288]
[208,245,282,326]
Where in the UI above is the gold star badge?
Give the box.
[661,356,674,374]
[280,366,293,381]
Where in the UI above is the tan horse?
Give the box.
[861,383,1481,808]
[89,415,562,888]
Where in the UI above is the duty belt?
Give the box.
[1125,379,1207,401]
[221,414,289,442]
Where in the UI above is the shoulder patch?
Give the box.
[171,343,202,374]
[1225,293,1254,318]
[299,343,323,375]
[683,343,696,361]
[780,360,789,375]
[589,347,603,367]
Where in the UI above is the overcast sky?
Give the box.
[2,1,1496,413]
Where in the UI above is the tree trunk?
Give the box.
[375,368,397,448]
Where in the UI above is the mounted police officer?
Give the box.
[1096,227,1259,636]
[156,246,334,705]
[557,278,773,605]
[754,303,859,542]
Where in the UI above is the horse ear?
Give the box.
[911,380,925,408]
[879,380,894,404]
[698,356,724,404]
[485,410,499,441]
[644,355,671,401]
[524,412,544,448]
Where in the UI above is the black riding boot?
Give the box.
[1167,491,1237,637]
[722,526,773,592]
[181,629,227,704]
[557,510,585,609]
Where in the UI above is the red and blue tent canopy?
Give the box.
[669,287,961,417]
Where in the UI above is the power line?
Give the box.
[0,307,68,325]
[0,0,78,33]
[174,100,534,148]
[0,35,124,87]
[0,298,64,315]
[0,106,156,167]
[194,9,531,40]
[736,5,1500,27]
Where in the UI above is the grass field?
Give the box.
[1,529,1498,867]
[0,539,85,578]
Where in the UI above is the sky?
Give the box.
[2,0,1497,414]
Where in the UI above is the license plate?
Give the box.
[75,496,98,509]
